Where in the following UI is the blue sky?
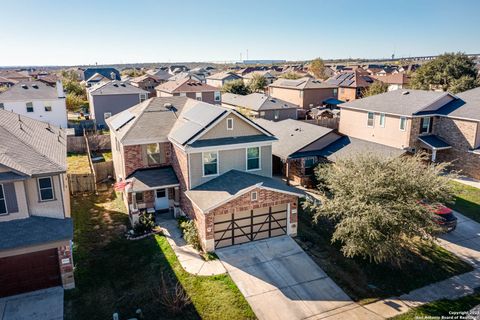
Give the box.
[0,0,479,66]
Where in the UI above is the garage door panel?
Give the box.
[0,249,61,298]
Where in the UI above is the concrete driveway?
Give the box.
[0,287,63,320]
[217,236,382,320]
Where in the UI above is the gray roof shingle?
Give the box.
[89,80,148,96]
[185,170,304,212]
[0,217,73,251]
[436,87,480,121]
[0,110,66,175]
[0,81,60,101]
[222,93,299,111]
[127,166,179,192]
[269,77,337,90]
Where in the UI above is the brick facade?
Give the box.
[57,245,75,289]
[123,142,171,177]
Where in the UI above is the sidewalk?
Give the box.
[453,177,480,189]
[158,218,226,276]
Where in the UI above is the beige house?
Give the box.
[0,110,74,298]
[107,97,303,251]
[338,88,480,179]
[268,77,338,110]
[205,71,242,88]
[155,78,221,105]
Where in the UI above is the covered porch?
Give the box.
[125,166,180,224]
[418,135,452,162]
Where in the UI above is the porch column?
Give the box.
[131,192,137,211]
[432,149,437,162]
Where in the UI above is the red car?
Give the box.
[420,201,457,232]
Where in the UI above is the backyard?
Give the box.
[65,188,255,320]
[67,152,91,174]
[448,180,480,223]
[295,203,473,305]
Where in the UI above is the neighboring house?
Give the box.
[243,71,277,85]
[372,73,409,91]
[326,70,375,101]
[82,67,120,82]
[206,71,242,88]
[268,77,338,110]
[0,110,74,297]
[82,72,110,87]
[155,78,221,104]
[130,74,165,98]
[87,80,149,127]
[107,97,303,251]
[0,76,18,89]
[0,70,31,82]
[338,88,480,179]
[0,80,67,128]
[255,119,338,186]
[168,72,204,83]
[146,68,172,81]
[222,92,298,121]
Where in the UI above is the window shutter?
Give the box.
[3,183,18,213]
[429,117,434,133]
[141,145,148,166]
[419,118,424,134]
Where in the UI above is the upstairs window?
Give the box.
[140,93,147,102]
[367,112,375,127]
[246,147,260,171]
[399,117,407,131]
[304,157,316,176]
[26,102,34,113]
[38,177,54,201]
[214,91,221,102]
[0,184,6,215]
[45,104,52,112]
[0,103,4,110]
[203,151,218,176]
[251,191,258,201]
[196,92,202,101]
[227,118,233,130]
[147,143,164,165]
[379,113,386,127]
[420,117,432,133]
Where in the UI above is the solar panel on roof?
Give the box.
[182,103,225,126]
[110,111,135,131]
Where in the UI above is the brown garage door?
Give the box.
[214,204,287,249]
[0,248,61,297]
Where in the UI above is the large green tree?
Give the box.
[249,74,267,92]
[410,52,478,93]
[304,153,455,266]
[309,58,327,79]
[363,80,389,97]
[222,79,251,95]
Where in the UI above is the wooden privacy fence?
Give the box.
[302,118,340,130]
[92,161,114,183]
[67,133,111,153]
[67,136,87,153]
[68,173,96,194]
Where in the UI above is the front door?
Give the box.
[154,189,169,210]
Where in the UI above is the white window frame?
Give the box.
[367,112,375,128]
[139,93,148,102]
[0,184,7,215]
[196,92,202,101]
[226,118,233,131]
[44,104,52,112]
[202,151,219,177]
[146,143,163,165]
[379,113,386,127]
[421,117,431,133]
[399,117,407,131]
[251,191,258,202]
[38,177,55,201]
[214,91,221,101]
[180,92,187,97]
[246,147,261,171]
[104,112,112,120]
[26,102,34,113]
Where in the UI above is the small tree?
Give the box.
[410,52,478,93]
[249,74,267,92]
[280,72,302,80]
[222,79,251,95]
[66,93,87,111]
[63,79,85,97]
[363,81,389,97]
[309,58,326,79]
[304,152,455,266]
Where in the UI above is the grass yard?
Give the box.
[102,151,112,162]
[448,181,480,222]
[391,289,480,319]
[67,153,91,174]
[295,204,473,305]
[65,189,255,320]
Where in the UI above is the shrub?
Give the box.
[179,219,201,251]
[133,213,155,235]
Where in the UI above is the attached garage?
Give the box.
[0,249,61,298]
[214,204,287,249]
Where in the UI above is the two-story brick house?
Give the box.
[107,97,303,251]
[0,110,74,297]
[338,88,480,179]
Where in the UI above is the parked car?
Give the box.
[420,200,457,232]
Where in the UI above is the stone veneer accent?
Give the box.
[57,245,75,289]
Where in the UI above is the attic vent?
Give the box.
[113,84,119,87]
[164,103,177,112]
[32,84,39,89]
[121,83,126,87]
[270,99,276,103]
[402,91,410,95]
[21,84,28,89]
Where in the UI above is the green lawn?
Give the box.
[67,153,91,174]
[391,289,480,319]
[65,190,255,320]
[448,181,480,222]
[296,204,473,305]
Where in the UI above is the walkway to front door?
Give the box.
[154,189,168,211]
